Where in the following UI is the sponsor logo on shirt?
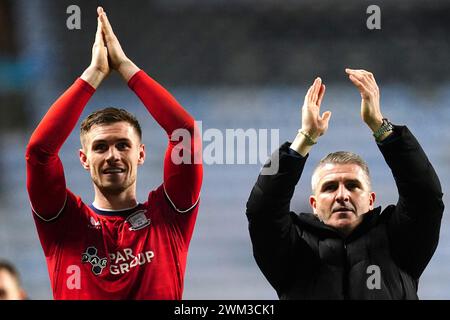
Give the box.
[81,246,107,276]
[80,247,155,276]
[109,248,155,275]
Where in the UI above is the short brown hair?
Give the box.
[0,260,21,286]
[80,107,142,146]
[311,151,372,193]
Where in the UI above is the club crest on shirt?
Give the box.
[126,210,150,231]
[81,246,107,276]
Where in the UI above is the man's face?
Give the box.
[309,163,376,236]
[79,122,145,195]
[0,270,25,300]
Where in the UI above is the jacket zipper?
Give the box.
[343,242,349,299]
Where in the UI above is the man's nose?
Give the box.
[106,146,120,162]
[335,184,350,202]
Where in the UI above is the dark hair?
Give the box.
[0,260,21,285]
[80,107,142,146]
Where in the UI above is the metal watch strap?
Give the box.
[373,118,393,141]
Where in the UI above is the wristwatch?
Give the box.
[373,118,393,141]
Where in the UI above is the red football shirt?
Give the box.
[33,186,198,299]
[26,71,202,299]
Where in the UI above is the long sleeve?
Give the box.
[380,125,444,278]
[246,142,313,294]
[25,79,95,220]
[128,71,202,212]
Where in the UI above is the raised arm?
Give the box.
[290,77,332,156]
[98,7,202,211]
[25,15,108,220]
[346,68,444,278]
[246,78,331,294]
[248,77,331,219]
[345,68,392,140]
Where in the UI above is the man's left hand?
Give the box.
[97,7,139,81]
[345,68,384,132]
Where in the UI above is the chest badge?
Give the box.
[126,210,150,231]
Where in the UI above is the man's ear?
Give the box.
[309,195,318,214]
[138,143,145,165]
[79,149,90,170]
[369,191,376,210]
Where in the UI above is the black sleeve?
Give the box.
[379,125,444,278]
[245,142,315,294]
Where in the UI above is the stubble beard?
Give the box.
[92,172,136,196]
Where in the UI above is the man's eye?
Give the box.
[94,144,107,151]
[117,142,129,150]
[346,183,358,190]
[323,184,336,192]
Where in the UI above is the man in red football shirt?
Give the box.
[25,7,202,299]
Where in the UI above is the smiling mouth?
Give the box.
[103,168,126,174]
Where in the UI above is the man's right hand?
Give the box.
[97,7,139,82]
[290,77,332,156]
[301,77,332,140]
[80,13,110,88]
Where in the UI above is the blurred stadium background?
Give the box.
[1,0,450,299]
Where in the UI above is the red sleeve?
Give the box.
[128,71,202,212]
[25,79,95,220]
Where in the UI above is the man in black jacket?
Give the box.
[246,69,444,299]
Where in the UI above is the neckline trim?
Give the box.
[89,203,142,217]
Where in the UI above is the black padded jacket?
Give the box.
[246,126,444,299]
